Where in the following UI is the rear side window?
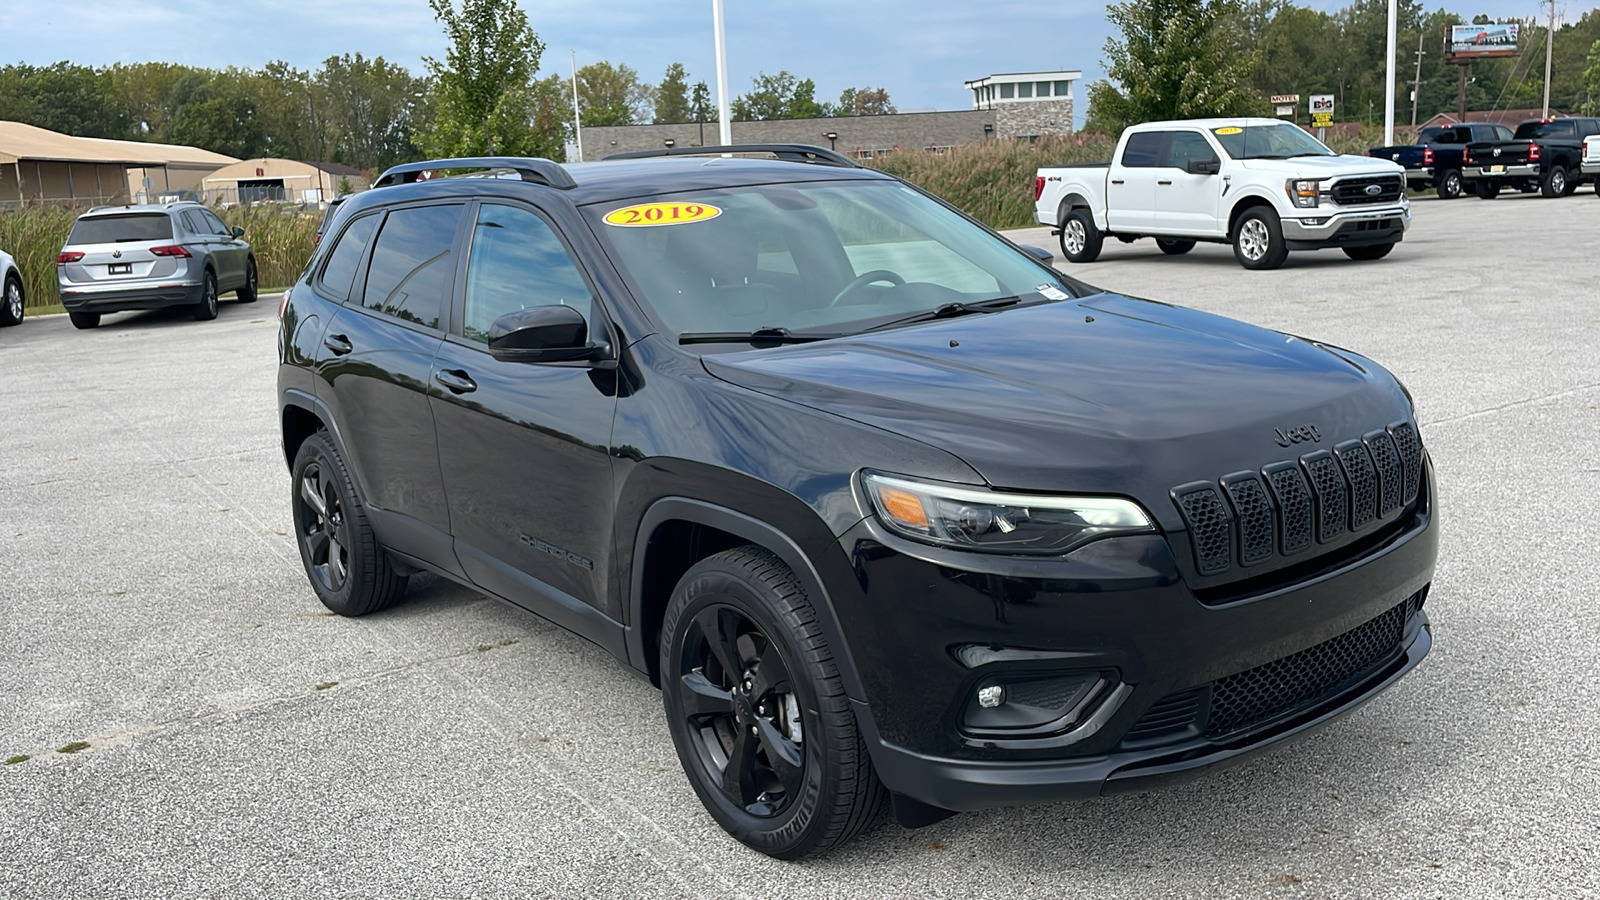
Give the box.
[1417,126,1446,143]
[463,204,593,344]
[319,214,378,302]
[179,210,207,235]
[1121,132,1170,168]
[198,209,231,236]
[67,214,172,244]
[360,204,463,330]
[1515,120,1575,139]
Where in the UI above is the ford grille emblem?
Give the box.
[1365,184,1383,196]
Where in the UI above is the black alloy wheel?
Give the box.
[1157,238,1196,255]
[290,431,408,616]
[192,270,219,321]
[661,547,885,859]
[0,274,22,327]
[1436,169,1463,199]
[237,259,259,303]
[297,457,351,595]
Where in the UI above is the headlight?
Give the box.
[861,472,1155,556]
[1285,179,1321,208]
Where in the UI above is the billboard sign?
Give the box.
[1270,94,1300,105]
[1447,23,1519,60]
[1310,94,1335,128]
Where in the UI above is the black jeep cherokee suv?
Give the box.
[277,147,1437,859]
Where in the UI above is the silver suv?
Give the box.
[56,202,257,329]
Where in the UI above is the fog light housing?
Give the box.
[962,672,1115,737]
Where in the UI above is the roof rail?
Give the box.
[602,144,862,169]
[373,157,577,190]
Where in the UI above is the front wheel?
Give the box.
[1156,238,1196,255]
[1058,208,1103,263]
[290,431,408,616]
[192,270,219,321]
[1541,165,1569,198]
[0,274,23,327]
[236,258,258,303]
[1436,169,1463,199]
[660,547,886,859]
[1475,181,1502,199]
[1232,208,1288,270]
[1343,243,1395,261]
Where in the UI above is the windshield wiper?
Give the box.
[678,326,841,346]
[862,296,1020,334]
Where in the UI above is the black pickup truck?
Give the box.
[1369,122,1512,199]
[1463,117,1600,198]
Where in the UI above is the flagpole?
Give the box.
[571,50,584,161]
[713,0,732,145]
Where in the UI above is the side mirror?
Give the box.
[231,226,246,237]
[1021,244,1054,262]
[1186,159,1220,175]
[487,305,606,363]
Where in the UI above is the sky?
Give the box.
[0,0,1575,126]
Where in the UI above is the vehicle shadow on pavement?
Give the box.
[83,298,263,331]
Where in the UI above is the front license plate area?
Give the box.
[108,263,133,275]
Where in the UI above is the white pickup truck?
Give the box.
[1035,118,1412,270]
[1584,132,1600,194]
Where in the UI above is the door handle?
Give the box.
[434,368,477,394]
[1157,180,1173,185]
[322,333,352,356]
[1111,179,1126,185]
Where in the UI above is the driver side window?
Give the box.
[1167,132,1218,169]
[463,204,595,344]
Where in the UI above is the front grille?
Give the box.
[1331,175,1404,205]
[1206,598,1411,739]
[1170,420,1423,579]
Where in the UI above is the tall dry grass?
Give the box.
[0,203,321,311]
[865,135,1119,230]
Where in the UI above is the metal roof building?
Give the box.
[0,121,238,207]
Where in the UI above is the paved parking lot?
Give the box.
[2,191,1597,898]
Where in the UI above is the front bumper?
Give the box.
[834,462,1438,812]
[59,278,206,313]
[1468,164,1539,180]
[1281,206,1409,250]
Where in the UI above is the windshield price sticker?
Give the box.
[1036,284,1070,301]
[1214,126,1244,135]
[604,202,722,227]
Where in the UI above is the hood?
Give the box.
[1237,155,1404,178]
[702,294,1412,517]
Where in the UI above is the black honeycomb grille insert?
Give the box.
[1262,462,1314,555]
[1365,430,1404,517]
[1389,422,1423,504]
[1336,441,1379,530]
[1301,452,1349,543]
[1222,475,1275,566]
[1175,486,1233,575]
[1205,598,1411,739]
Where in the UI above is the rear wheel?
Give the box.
[192,270,219,321]
[1541,165,1569,198]
[1058,208,1103,264]
[291,431,408,616]
[1475,180,1502,199]
[1157,238,1196,255]
[68,311,101,330]
[1435,169,1463,199]
[1343,243,1395,261]
[0,274,23,327]
[236,259,258,303]
[1231,208,1288,270]
[661,547,886,859]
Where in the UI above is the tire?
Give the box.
[1475,180,1502,199]
[1435,169,1463,200]
[660,546,886,860]
[236,258,258,303]
[192,270,219,321]
[0,274,23,327]
[1157,238,1196,255]
[1541,165,1568,198]
[68,311,101,330]
[290,430,408,616]
[1231,207,1288,270]
[1057,208,1103,264]
[1343,243,1395,261]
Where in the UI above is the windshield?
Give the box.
[1513,120,1575,140]
[586,180,1076,339]
[1210,124,1335,160]
[66,213,173,244]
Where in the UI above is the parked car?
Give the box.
[1583,131,1600,195]
[0,248,23,328]
[1367,122,1512,198]
[56,201,257,329]
[1036,118,1410,270]
[1462,117,1600,198]
[280,148,1436,859]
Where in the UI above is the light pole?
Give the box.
[1384,0,1397,146]
[823,131,838,151]
[571,50,584,161]
[713,0,732,146]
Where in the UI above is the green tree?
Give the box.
[1085,0,1262,135]
[835,87,857,117]
[316,53,430,169]
[422,0,552,157]
[0,63,136,140]
[732,71,830,120]
[1586,38,1600,115]
[654,62,691,124]
[165,69,271,158]
[576,60,652,126]
[690,80,712,122]
[849,86,895,116]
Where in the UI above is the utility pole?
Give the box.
[1411,29,1426,128]
[571,50,584,162]
[1384,0,1397,145]
[1542,0,1555,119]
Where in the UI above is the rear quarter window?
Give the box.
[67,214,173,244]
[1121,131,1170,168]
[318,214,379,302]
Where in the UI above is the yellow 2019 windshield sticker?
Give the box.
[603,202,723,227]
[1213,126,1244,135]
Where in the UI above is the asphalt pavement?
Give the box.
[2,190,1598,898]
